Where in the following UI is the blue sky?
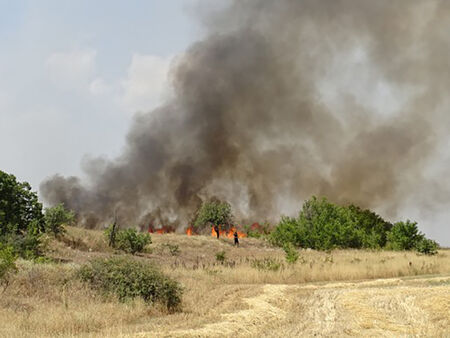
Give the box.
[0,0,204,190]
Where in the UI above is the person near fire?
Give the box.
[234,230,239,247]
[214,225,220,239]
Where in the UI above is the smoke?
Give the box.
[40,0,450,229]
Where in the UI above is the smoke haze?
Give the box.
[41,0,450,233]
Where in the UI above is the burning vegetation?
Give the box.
[211,226,247,239]
[147,224,175,235]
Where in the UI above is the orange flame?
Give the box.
[211,226,246,238]
[148,224,175,234]
[186,226,193,236]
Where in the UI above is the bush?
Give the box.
[215,250,226,263]
[3,226,45,259]
[194,199,233,231]
[78,257,183,311]
[270,196,393,251]
[386,220,423,251]
[250,257,282,272]
[44,204,75,236]
[0,245,17,288]
[105,227,151,254]
[283,243,299,264]
[415,238,438,255]
[161,243,180,256]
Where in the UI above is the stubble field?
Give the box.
[0,226,449,337]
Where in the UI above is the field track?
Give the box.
[139,275,450,337]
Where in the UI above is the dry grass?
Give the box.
[0,228,449,337]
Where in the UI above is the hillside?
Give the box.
[0,226,449,337]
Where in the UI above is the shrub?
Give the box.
[44,204,75,237]
[250,257,282,272]
[0,244,17,288]
[415,238,438,255]
[78,257,183,311]
[283,243,299,264]
[194,199,233,231]
[161,243,180,256]
[386,220,423,251]
[215,250,226,263]
[105,227,151,254]
[270,196,393,251]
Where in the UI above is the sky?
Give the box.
[0,0,202,189]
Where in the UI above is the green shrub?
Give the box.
[270,196,393,251]
[250,257,282,272]
[44,204,74,236]
[117,229,151,254]
[215,250,226,263]
[386,220,423,251]
[415,238,438,255]
[105,227,151,254]
[0,222,45,259]
[0,244,17,288]
[283,243,299,264]
[78,257,183,311]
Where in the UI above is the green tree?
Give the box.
[193,199,233,230]
[0,170,44,236]
[271,196,392,251]
[386,220,424,251]
[415,238,438,255]
[0,170,45,258]
[44,204,75,236]
[270,197,358,250]
[346,205,392,249]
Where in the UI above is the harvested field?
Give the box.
[0,227,449,337]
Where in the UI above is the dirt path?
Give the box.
[135,276,450,337]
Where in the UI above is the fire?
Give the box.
[211,226,247,238]
[251,222,261,230]
[148,224,175,234]
[186,226,193,236]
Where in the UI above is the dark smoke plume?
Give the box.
[40,0,450,228]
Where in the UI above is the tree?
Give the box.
[193,199,233,230]
[44,204,75,236]
[415,238,438,255]
[0,170,44,236]
[270,196,439,253]
[0,170,45,258]
[346,205,392,248]
[386,220,424,251]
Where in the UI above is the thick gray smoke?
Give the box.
[40,0,450,229]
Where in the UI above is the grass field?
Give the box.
[0,226,449,337]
